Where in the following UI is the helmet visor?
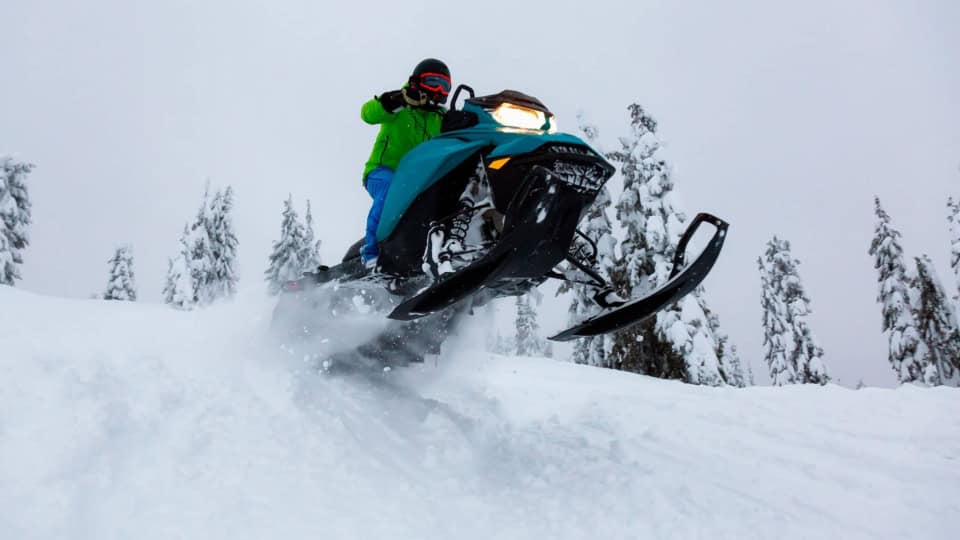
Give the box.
[419,73,451,96]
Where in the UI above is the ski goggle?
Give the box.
[418,72,451,96]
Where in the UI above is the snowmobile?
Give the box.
[273,87,728,368]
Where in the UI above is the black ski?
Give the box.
[549,213,729,341]
[388,251,507,321]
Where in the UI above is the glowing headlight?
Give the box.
[491,103,551,131]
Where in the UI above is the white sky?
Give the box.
[2,0,958,386]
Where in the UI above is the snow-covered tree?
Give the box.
[557,114,617,367]
[0,157,34,286]
[759,237,829,385]
[163,225,196,309]
[162,183,238,308]
[265,196,311,295]
[206,186,239,301]
[948,197,960,302]
[743,352,756,386]
[868,197,925,383]
[759,253,794,385]
[0,220,13,286]
[912,255,960,386]
[606,104,724,385]
[302,200,323,272]
[184,185,215,305]
[104,245,136,301]
[515,294,542,356]
[699,293,749,386]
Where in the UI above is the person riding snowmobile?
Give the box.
[359,58,451,269]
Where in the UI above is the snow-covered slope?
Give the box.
[1,286,958,540]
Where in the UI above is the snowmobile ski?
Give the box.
[549,213,729,341]
[387,249,508,321]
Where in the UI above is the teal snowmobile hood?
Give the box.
[376,99,598,241]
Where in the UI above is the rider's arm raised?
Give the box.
[361,91,404,125]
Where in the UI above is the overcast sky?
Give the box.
[2,0,958,386]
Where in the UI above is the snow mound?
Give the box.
[1,286,958,539]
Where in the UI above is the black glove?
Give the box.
[377,90,405,113]
[402,85,429,107]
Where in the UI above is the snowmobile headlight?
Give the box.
[491,103,550,131]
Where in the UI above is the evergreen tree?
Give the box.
[868,197,925,383]
[515,294,541,356]
[0,224,13,286]
[759,253,795,385]
[724,338,748,386]
[265,196,310,295]
[912,255,960,386]
[104,245,137,301]
[0,157,34,286]
[948,197,960,301]
[783,260,830,385]
[743,351,756,386]
[206,186,239,301]
[558,114,617,367]
[699,293,749,386]
[162,257,177,304]
[302,200,323,271]
[165,183,239,307]
[163,225,196,309]
[607,104,724,385]
[187,185,215,305]
[759,237,829,385]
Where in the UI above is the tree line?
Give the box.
[868,197,960,386]
[495,104,959,389]
[3,104,958,388]
[0,159,319,306]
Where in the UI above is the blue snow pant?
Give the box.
[362,166,394,263]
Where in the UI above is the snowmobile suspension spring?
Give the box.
[444,199,474,248]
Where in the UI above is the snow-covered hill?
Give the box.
[1,286,958,540]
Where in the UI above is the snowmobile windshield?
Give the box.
[467,90,551,115]
[467,90,556,132]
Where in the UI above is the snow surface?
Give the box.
[1,286,958,539]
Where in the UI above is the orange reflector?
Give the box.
[488,157,511,170]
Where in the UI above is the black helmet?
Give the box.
[410,58,451,104]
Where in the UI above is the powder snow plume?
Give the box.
[1,286,958,539]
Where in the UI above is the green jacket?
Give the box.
[361,95,445,181]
